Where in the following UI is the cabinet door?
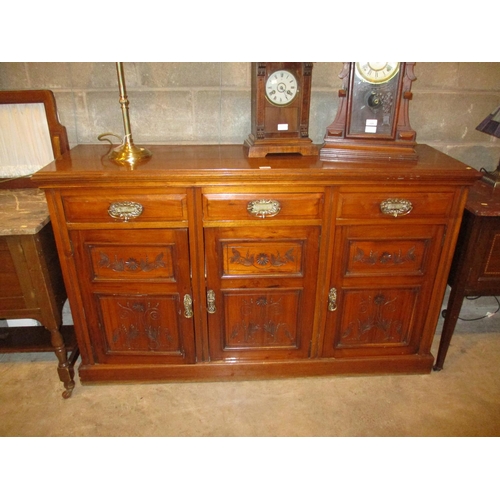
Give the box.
[322,224,445,358]
[205,226,320,361]
[70,228,195,364]
[464,215,500,291]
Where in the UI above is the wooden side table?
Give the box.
[434,179,500,370]
[0,189,78,398]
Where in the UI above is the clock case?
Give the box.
[244,62,318,158]
[320,62,417,163]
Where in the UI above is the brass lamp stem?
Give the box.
[108,62,152,166]
[116,62,132,140]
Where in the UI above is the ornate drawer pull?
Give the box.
[247,199,281,218]
[184,294,193,319]
[207,289,216,314]
[380,198,413,218]
[328,287,337,312]
[108,201,143,222]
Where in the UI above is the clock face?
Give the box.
[265,70,299,106]
[355,62,400,84]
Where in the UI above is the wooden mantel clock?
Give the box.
[320,62,418,162]
[244,62,318,157]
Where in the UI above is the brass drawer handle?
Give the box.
[184,294,193,319]
[108,201,143,222]
[380,198,413,218]
[328,287,337,312]
[247,199,281,218]
[207,289,216,314]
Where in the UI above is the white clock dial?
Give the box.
[355,62,400,84]
[265,70,299,106]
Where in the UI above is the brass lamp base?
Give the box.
[108,140,152,166]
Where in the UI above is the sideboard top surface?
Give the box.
[32,144,482,188]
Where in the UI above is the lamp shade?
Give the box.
[476,105,500,138]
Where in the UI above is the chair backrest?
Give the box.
[0,90,69,188]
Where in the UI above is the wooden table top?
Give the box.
[466,179,500,217]
[0,189,50,235]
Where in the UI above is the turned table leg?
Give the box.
[50,326,76,398]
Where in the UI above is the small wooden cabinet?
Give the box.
[434,179,500,369]
[0,189,77,398]
[33,145,480,386]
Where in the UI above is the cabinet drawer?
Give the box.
[337,191,455,220]
[61,191,188,224]
[202,192,324,221]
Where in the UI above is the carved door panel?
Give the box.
[70,228,195,364]
[205,226,320,361]
[322,224,445,357]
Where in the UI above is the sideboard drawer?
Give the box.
[337,190,455,220]
[61,191,188,224]
[202,191,324,221]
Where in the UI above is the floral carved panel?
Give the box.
[99,295,183,354]
[222,240,304,277]
[223,291,300,349]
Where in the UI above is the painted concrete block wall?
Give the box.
[1,62,499,171]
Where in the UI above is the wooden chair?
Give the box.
[0,89,78,398]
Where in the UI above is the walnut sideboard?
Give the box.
[32,144,481,386]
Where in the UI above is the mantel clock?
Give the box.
[244,62,318,157]
[320,62,418,162]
